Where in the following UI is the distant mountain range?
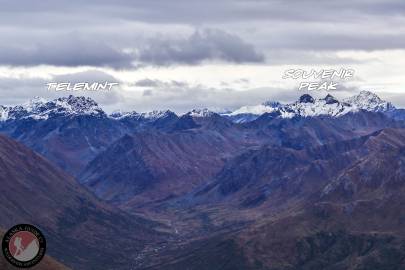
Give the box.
[0,91,400,123]
[225,90,396,122]
[1,90,405,269]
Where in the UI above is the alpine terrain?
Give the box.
[1,90,405,270]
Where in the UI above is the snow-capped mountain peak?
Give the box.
[298,94,315,103]
[109,110,138,119]
[142,110,175,119]
[109,109,176,120]
[225,91,396,122]
[187,108,215,118]
[0,91,397,123]
[343,90,395,112]
[23,96,48,112]
[54,95,104,116]
[0,95,105,121]
[261,101,282,108]
[323,94,339,104]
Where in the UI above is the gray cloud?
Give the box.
[0,71,123,106]
[134,79,161,87]
[0,73,403,114]
[0,28,263,68]
[0,36,133,68]
[0,1,403,114]
[51,70,120,84]
[265,32,405,52]
[0,1,402,68]
[265,50,369,66]
[0,76,48,105]
[1,1,404,25]
[0,74,280,112]
[142,89,153,96]
[136,29,264,65]
[121,79,308,113]
[134,79,190,88]
[384,92,405,108]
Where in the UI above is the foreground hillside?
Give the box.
[0,135,164,270]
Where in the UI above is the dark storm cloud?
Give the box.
[136,29,264,65]
[0,0,404,67]
[0,38,133,68]
[0,28,263,68]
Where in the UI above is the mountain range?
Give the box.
[1,90,405,269]
[225,91,396,122]
[0,91,397,122]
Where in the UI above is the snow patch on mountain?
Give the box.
[143,110,174,120]
[188,108,215,118]
[0,106,9,121]
[109,110,141,120]
[109,109,175,120]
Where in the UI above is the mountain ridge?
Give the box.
[226,90,396,122]
[0,91,400,123]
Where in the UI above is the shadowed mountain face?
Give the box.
[193,130,379,206]
[244,110,402,150]
[75,110,405,269]
[80,110,403,208]
[141,129,405,270]
[0,135,163,270]
[0,97,204,177]
[194,128,405,215]
[236,131,405,270]
[0,115,130,176]
[79,123,256,206]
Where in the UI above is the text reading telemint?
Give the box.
[47,82,119,91]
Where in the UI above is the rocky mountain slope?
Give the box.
[79,109,403,209]
[143,128,405,270]
[79,116,260,206]
[0,135,164,270]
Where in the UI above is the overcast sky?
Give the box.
[0,0,404,112]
